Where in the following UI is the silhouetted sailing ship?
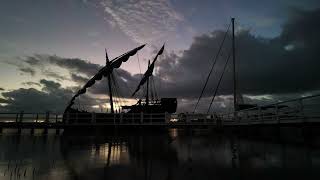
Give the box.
[63,44,177,123]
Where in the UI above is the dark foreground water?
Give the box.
[1,129,320,180]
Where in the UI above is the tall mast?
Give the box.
[232,18,237,111]
[146,60,150,106]
[105,49,114,113]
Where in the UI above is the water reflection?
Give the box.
[0,130,319,180]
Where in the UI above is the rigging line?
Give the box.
[193,22,231,113]
[105,75,112,113]
[151,76,155,101]
[111,73,123,110]
[156,67,161,98]
[109,73,118,112]
[112,71,122,99]
[207,50,232,114]
[152,76,158,100]
[150,76,153,101]
[113,69,133,102]
[114,72,124,106]
[136,52,143,78]
[150,76,155,100]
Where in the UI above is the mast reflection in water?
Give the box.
[0,130,320,180]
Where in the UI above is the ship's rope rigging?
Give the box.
[150,75,158,101]
[131,44,165,100]
[194,19,252,113]
[207,50,232,113]
[64,44,146,113]
[193,22,231,113]
[136,52,143,78]
[66,44,166,113]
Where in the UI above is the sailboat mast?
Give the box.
[232,18,237,111]
[106,49,114,113]
[146,60,150,106]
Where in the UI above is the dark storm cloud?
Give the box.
[47,55,100,76]
[1,54,139,112]
[21,54,144,98]
[0,98,8,103]
[18,67,36,76]
[0,79,103,113]
[42,69,68,81]
[40,79,61,92]
[156,8,320,98]
[21,82,41,87]
[0,85,70,113]
[70,73,89,84]
[280,8,320,46]
[24,55,42,66]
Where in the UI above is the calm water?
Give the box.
[0,129,320,180]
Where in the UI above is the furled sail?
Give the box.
[131,44,164,97]
[65,44,146,111]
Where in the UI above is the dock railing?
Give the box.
[0,94,319,127]
[218,94,320,126]
[0,112,171,125]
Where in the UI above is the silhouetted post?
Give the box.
[276,105,279,124]
[19,111,24,123]
[120,113,123,124]
[140,112,143,123]
[55,114,58,123]
[55,114,59,135]
[45,111,50,123]
[15,113,19,122]
[150,113,153,124]
[43,112,49,135]
[91,112,96,124]
[31,113,36,134]
[258,107,262,123]
[299,99,305,122]
[18,111,23,135]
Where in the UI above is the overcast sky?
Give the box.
[0,0,320,113]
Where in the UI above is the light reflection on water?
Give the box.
[0,129,320,180]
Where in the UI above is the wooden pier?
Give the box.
[0,94,319,134]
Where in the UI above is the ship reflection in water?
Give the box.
[0,130,320,180]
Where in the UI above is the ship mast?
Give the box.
[105,49,114,113]
[232,18,237,111]
[146,60,150,106]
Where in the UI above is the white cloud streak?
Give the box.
[99,0,184,43]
